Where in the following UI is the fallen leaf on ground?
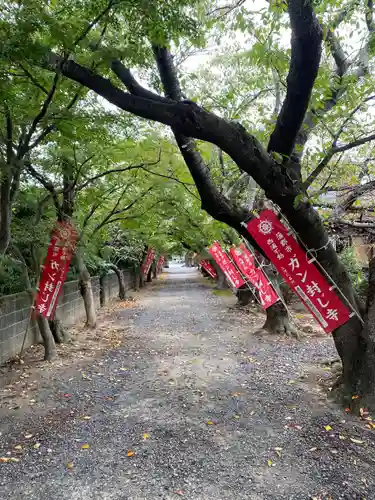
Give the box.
[67,462,74,469]
[81,416,91,420]
[14,445,23,450]
[339,435,346,440]
[127,450,134,457]
[267,459,273,466]
[206,420,215,425]
[0,457,19,463]
[81,444,90,450]
[360,408,369,418]
[350,438,364,444]
[33,443,41,450]
[352,395,360,400]
[143,433,149,440]
[324,425,332,431]
[274,447,282,457]
[24,434,33,439]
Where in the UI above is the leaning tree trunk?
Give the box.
[110,264,126,300]
[36,315,57,361]
[75,251,96,328]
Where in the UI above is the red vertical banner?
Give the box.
[200,260,217,279]
[35,221,78,319]
[156,255,165,273]
[208,242,245,289]
[246,210,351,333]
[229,246,278,309]
[141,248,156,277]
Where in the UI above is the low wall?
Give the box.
[0,270,133,365]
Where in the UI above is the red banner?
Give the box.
[246,210,351,333]
[35,221,78,319]
[200,259,217,279]
[229,246,278,309]
[156,255,165,273]
[208,242,245,289]
[141,248,156,277]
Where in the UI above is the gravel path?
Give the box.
[1,264,375,499]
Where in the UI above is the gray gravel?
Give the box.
[1,264,375,499]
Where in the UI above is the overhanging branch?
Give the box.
[267,0,322,157]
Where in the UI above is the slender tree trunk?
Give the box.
[75,251,96,328]
[36,315,57,361]
[0,168,12,255]
[110,264,126,300]
[133,264,141,291]
[99,274,107,306]
[351,254,375,406]
[212,262,226,289]
[147,267,152,283]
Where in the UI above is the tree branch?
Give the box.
[92,186,153,234]
[303,133,375,189]
[76,158,159,191]
[292,2,360,159]
[111,61,171,103]
[366,0,375,32]
[19,64,48,94]
[21,73,59,155]
[139,164,200,200]
[336,179,375,215]
[267,0,322,157]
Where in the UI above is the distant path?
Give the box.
[1,264,374,499]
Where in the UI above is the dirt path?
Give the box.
[1,265,375,499]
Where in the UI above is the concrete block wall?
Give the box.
[0,270,133,365]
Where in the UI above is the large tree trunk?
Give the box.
[110,264,126,300]
[75,251,96,328]
[36,315,57,361]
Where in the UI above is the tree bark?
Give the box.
[147,267,152,283]
[49,318,70,343]
[237,287,257,306]
[75,251,96,328]
[99,274,107,306]
[353,254,375,405]
[36,314,57,361]
[110,264,126,300]
[212,262,226,289]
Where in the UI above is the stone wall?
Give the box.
[0,271,133,365]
